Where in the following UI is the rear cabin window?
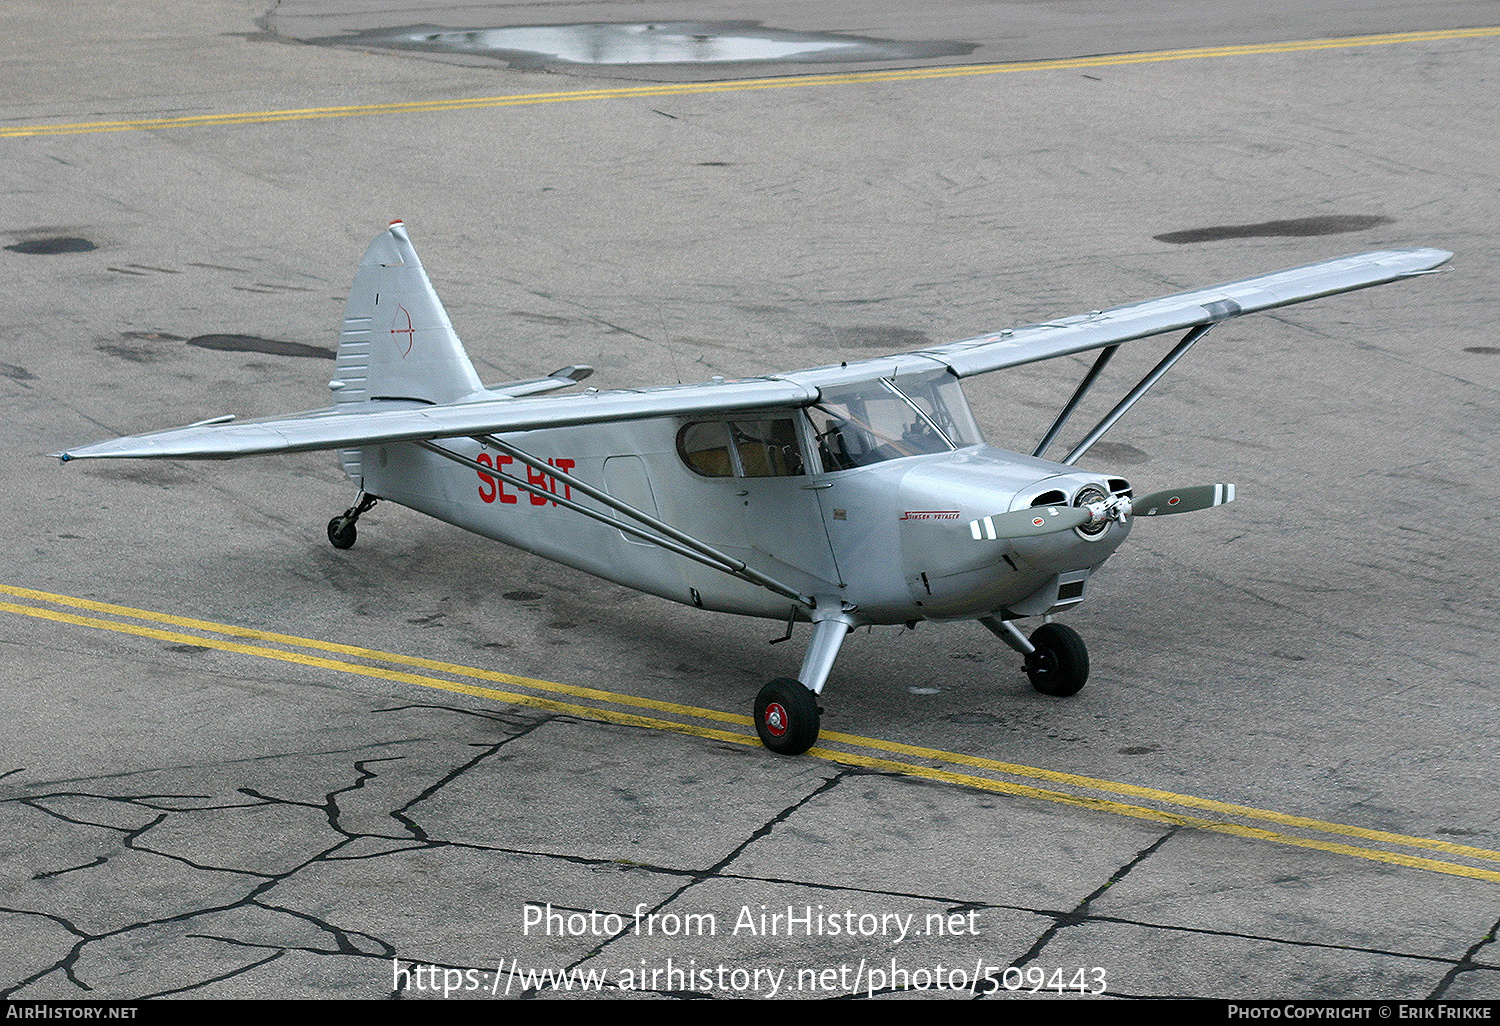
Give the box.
[677,417,807,478]
[677,421,735,477]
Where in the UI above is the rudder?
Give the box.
[330,221,484,409]
[330,221,485,484]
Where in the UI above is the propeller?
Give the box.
[1128,483,1236,517]
[968,505,1092,540]
[967,483,1236,541]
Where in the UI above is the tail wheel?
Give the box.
[754,678,821,755]
[1024,622,1089,696]
[327,493,378,550]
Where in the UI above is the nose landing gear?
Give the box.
[980,616,1090,697]
[1022,622,1089,696]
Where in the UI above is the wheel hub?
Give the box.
[763,702,789,737]
[1026,650,1055,678]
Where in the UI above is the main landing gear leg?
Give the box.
[754,609,853,756]
[327,492,378,550]
[980,615,1089,697]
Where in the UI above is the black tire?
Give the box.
[754,678,821,755]
[1024,622,1089,696]
[327,517,357,550]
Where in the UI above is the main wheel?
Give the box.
[1024,622,1089,696]
[327,517,357,550]
[754,678,821,755]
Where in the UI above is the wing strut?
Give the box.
[414,437,815,608]
[1032,344,1120,460]
[1060,323,1216,466]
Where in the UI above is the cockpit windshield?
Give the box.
[809,370,982,471]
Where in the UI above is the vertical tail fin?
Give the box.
[331,221,484,408]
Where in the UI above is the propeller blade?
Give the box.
[1131,483,1236,516]
[968,505,1092,540]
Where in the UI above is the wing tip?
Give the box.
[1415,247,1454,272]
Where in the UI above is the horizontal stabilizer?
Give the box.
[485,365,595,398]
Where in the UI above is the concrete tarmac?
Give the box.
[2,0,1498,1002]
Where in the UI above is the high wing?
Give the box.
[53,225,1451,462]
[812,247,1451,382]
[56,377,814,460]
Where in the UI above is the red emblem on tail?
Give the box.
[390,305,415,357]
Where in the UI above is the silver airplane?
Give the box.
[57,222,1450,754]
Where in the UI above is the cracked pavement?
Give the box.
[5,682,1498,998]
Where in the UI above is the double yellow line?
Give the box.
[4,582,1498,884]
[4,26,1499,138]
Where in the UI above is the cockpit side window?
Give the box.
[732,419,805,477]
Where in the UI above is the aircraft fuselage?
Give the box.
[354,409,1130,627]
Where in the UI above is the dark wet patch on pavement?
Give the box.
[948,712,1004,724]
[5,237,97,255]
[1154,215,1393,244]
[97,342,176,364]
[187,334,335,359]
[828,325,933,350]
[84,463,198,487]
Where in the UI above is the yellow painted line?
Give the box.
[815,749,1500,885]
[813,729,1500,866]
[6,584,1495,867]
[0,583,748,727]
[0,597,755,749]
[3,26,1498,139]
[4,583,1499,883]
